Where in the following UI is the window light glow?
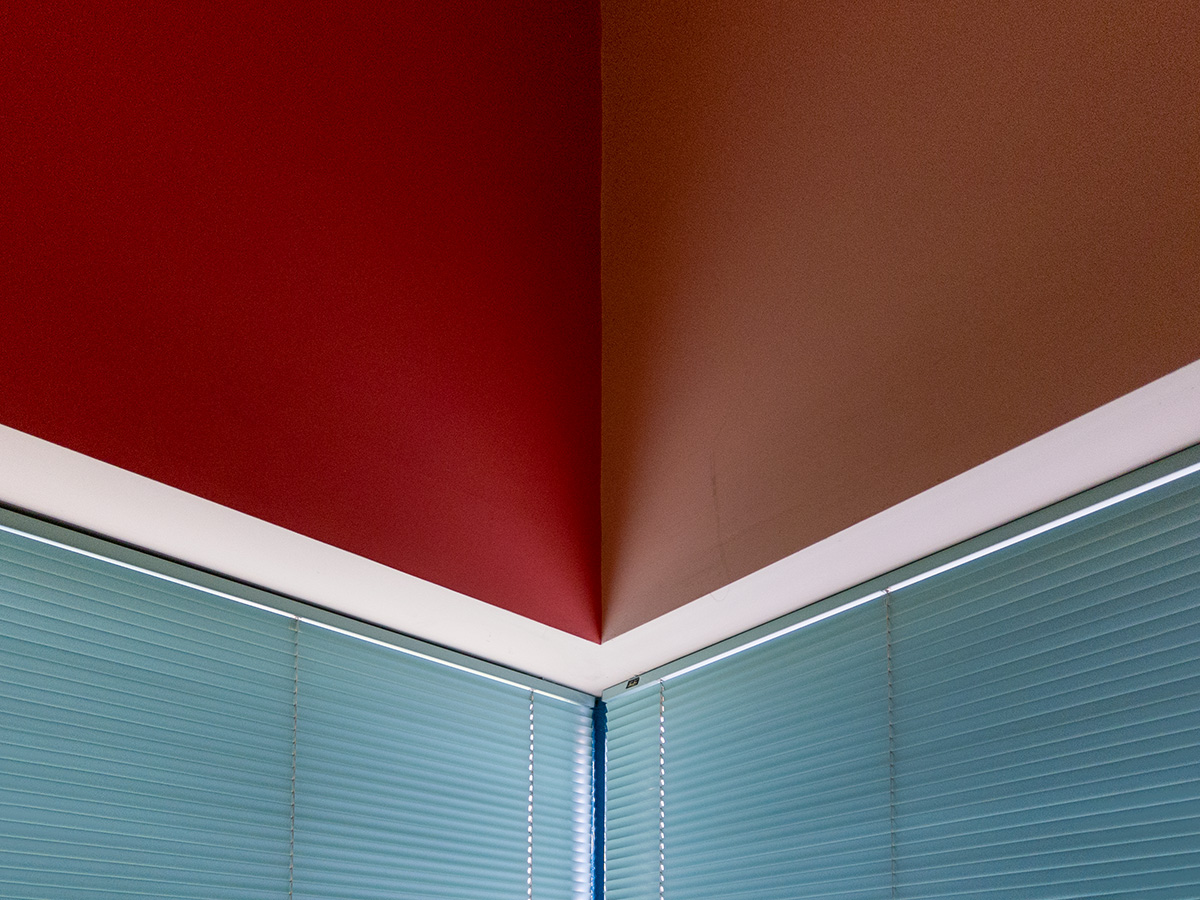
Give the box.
[0,519,585,705]
[887,457,1200,593]
[662,591,887,683]
[643,456,1200,691]
[0,522,293,618]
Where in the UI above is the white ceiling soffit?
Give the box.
[1,358,1198,696]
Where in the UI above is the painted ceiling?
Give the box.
[4,2,1199,645]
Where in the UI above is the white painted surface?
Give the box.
[0,425,605,684]
[2,359,1199,695]
[599,359,1200,692]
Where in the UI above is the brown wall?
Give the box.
[601,1,1200,637]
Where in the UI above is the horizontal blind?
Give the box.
[890,466,1200,898]
[661,596,891,900]
[0,509,594,900]
[293,620,565,900]
[604,687,663,900]
[0,526,295,900]
[532,694,595,900]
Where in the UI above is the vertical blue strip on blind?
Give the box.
[661,596,891,900]
[604,687,662,900]
[293,620,533,900]
[0,526,295,900]
[890,466,1200,898]
[591,702,607,900]
[532,694,595,900]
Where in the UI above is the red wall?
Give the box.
[1,3,601,639]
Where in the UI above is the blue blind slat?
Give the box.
[660,599,891,900]
[604,688,662,900]
[891,470,1200,898]
[532,695,594,900]
[293,622,532,900]
[0,529,295,900]
[0,516,593,900]
[602,449,1200,900]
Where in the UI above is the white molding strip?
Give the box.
[598,359,1200,693]
[0,424,605,688]
[1,358,1198,695]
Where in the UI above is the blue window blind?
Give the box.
[0,525,295,900]
[293,620,532,900]
[603,448,1200,898]
[531,694,595,900]
[890,464,1200,898]
[604,600,891,900]
[662,599,891,900]
[0,511,594,900]
[604,686,663,900]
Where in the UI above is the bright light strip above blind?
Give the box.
[0,520,294,618]
[661,591,888,683]
[298,615,583,703]
[886,456,1200,593]
[606,449,1200,697]
[0,510,591,707]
